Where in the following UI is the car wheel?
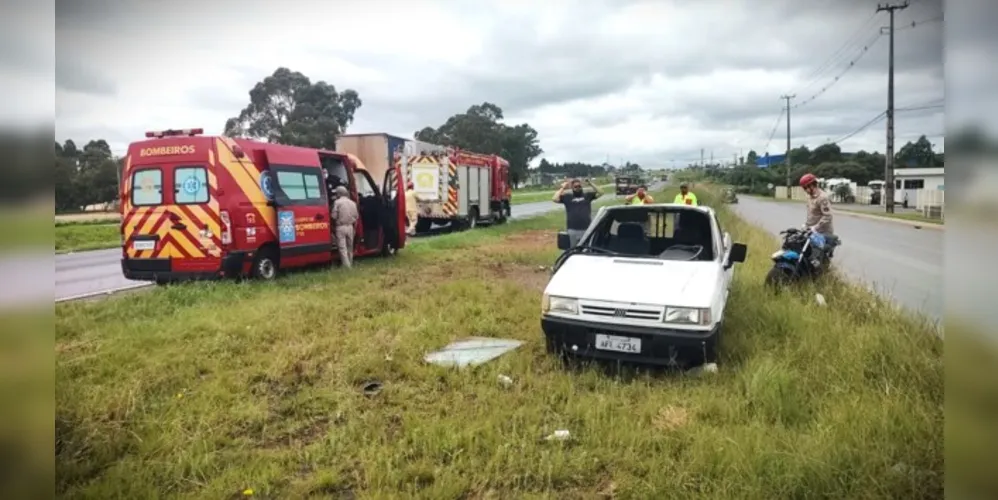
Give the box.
[545,335,564,356]
[252,249,279,280]
[703,330,722,365]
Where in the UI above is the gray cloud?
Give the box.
[54,0,954,164]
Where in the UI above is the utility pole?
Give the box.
[780,94,795,199]
[878,1,908,214]
[700,148,704,168]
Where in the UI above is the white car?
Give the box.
[540,203,748,367]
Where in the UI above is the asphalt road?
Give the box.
[50,198,580,302]
[730,196,943,324]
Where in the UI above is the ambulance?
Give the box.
[119,128,407,283]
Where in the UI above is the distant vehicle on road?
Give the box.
[541,203,748,367]
[120,128,407,284]
[614,176,638,195]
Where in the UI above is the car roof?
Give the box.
[603,203,715,216]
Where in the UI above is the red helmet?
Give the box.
[799,173,818,188]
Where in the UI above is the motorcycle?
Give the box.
[765,227,840,287]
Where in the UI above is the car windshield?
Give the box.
[580,207,716,261]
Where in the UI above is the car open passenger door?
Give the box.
[263,150,333,268]
[382,160,406,251]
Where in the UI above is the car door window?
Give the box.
[354,171,377,198]
[274,168,324,206]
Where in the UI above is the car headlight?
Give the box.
[541,294,578,315]
[664,307,710,325]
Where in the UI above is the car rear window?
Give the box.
[174,166,209,204]
[131,169,162,206]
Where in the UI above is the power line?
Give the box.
[831,111,887,145]
[795,12,881,93]
[893,14,943,31]
[793,31,883,110]
[762,108,784,154]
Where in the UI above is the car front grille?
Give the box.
[580,303,663,322]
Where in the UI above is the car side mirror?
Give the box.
[557,231,571,250]
[725,243,747,269]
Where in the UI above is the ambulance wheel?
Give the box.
[252,249,279,280]
[415,218,432,233]
[381,231,398,257]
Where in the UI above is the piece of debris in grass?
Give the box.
[687,362,718,375]
[497,374,513,387]
[545,429,571,441]
[424,337,523,367]
[815,293,826,306]
[361,380,383,397]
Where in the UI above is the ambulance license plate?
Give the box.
[133,240,155,251]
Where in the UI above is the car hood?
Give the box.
[545,255,721,307]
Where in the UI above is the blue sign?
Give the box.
[260,172,274,200]
[182,176,202,195]
[278,210,296,243]
[756,154,786,167]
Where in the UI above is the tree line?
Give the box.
[700,134,943,194]
[54,139,121,213]
[414,102,542,186]
[533,159,643,180]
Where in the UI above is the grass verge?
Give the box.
[837,207,944,225]
[56,188,942,498]
[56,222,120,254]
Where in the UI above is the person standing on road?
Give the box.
[625,184,654,205]
[331,186,359,269]
[553,177,602,247]
[800,173,836,269]
[673,183,699,206]
[404,181,419,236]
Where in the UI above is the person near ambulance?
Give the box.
[799,173,836,269]
[404,181,419,236]
[674,183,698,206]
[624,184,654,205]
[330,186,360,269]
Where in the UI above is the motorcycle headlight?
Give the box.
[664,307,710,326]
[542,294,578,315]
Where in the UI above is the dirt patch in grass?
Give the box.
[55,189,942,499]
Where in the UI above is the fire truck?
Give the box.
[119,128,407,283]
[337,133,511,233]
[399,145,511,232]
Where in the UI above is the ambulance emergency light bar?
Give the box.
[145,128,204,138]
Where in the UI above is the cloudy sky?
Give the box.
[45,0,952,167]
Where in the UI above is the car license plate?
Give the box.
[133,240,155,251]
[594,334,641,353]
